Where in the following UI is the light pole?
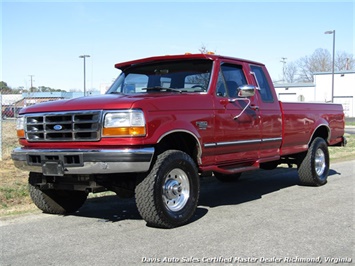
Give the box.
[324,30,335,103]
[79,55,90,96]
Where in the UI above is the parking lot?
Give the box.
[1,160,353,265]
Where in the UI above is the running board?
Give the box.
[201,163,259,175]
[216,165,259,175]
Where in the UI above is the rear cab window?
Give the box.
[250,65,274,102]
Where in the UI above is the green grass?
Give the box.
[329,133,355,161]
[0,185,28,205]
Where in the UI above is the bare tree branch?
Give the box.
[297,48,332,82]
[335,51,355,71]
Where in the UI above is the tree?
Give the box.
[0,81,67,94]
[295,48,354,82]
[0,81,12,93]
[335,51,355,71]
[199,44,208,54]
[38,86,52,92]
[297,48,331,82]
[284,62,298,83]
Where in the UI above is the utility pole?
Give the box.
[29,75,34,92]
[280,57,287,83]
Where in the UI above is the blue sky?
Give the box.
[1,0,354,92]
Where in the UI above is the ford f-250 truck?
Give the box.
[12,53,346,228]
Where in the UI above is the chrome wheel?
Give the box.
[162,168,190,212]
[135,150,199,228]
[315,148,326,177]
[298,137,329,186]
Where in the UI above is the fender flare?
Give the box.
[156,123,203,164]
[308,119,331,146]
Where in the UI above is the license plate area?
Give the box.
[42,161,65,176]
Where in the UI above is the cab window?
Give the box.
[216,64,247,98]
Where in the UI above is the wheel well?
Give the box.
[156,132,200,164]
[310,125,329,144]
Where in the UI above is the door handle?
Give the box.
[250,105,259,111]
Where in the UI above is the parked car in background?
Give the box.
[2,107,22,119]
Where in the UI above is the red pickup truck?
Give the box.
[12,53,346,228]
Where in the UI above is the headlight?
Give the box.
[16,116,25,138]
[103,110,146,137]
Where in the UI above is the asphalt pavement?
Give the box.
[1,160,354,266]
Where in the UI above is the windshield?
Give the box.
[106,59,213,94]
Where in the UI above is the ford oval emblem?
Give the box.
[53,125,63,131]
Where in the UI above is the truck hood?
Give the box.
[20,94,144,114]
[20,93,213,115]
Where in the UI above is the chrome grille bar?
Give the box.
[25,111,102,142]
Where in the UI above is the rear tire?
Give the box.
[135,150,200,228]
[298,137,329,186]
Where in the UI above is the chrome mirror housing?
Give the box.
[238,85,256,98]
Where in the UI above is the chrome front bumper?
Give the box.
[11,147,155,176]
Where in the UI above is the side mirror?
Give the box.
[238,85,256,98]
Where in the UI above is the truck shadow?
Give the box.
[73,195,141,223]
[72,167,340,224]
[198,167,339,208]
[198,168,299,208]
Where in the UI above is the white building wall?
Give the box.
[314,72,355,117]
[275,85,315,102]
[314,75,331,102]
[274,71,355,117]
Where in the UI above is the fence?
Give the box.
[1,92,20,160]
[0,92,90,160]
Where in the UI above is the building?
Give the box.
[274,71,355,117]
[1,91,101,119]
[274,83,315,102]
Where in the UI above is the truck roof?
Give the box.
[114,53,264,70]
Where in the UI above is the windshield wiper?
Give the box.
[144,87,183,93]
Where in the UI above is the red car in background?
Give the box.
[2,107,22,119]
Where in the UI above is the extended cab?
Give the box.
[12,53,346,228]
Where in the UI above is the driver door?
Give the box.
[213,62,261,168]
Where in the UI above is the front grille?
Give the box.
[25,111,102,142]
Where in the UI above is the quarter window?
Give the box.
[250,65,274,102]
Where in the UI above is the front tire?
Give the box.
[298,137,329,186]
[135,150,200,228]
[29,174,88,214]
